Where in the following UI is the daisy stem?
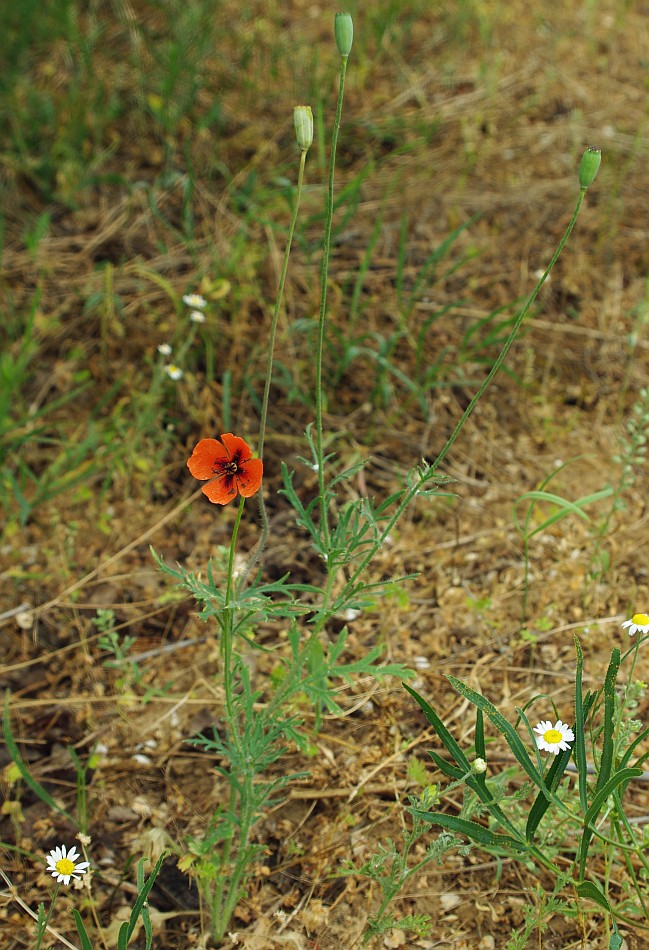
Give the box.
[338,185,589,608]
[315,51,349,550]
[34,883,59,950]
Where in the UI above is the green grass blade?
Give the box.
[3,694,75,825]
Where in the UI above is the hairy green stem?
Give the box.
[241,147,309,588]
[315,53,349,549]
[223,497,245,728]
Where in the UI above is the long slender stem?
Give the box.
[241,147,309,589]
[212,496,246,936]
[223,497,245,727]
[258,148,308,458]
[315,54,349,549]
[337,187,588,607]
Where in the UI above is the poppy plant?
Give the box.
[187,434,263,505]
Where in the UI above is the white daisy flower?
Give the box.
[621,613,649,636]
[157,343,172,356]
[533,720,575,755]
[189,310,206,323]
[46,844,90,886]
[182,293,207,310]
[166,364,183,381]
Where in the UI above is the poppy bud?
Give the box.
[334,11,353,57]
[293,105,313,152]
[579,146,601,189]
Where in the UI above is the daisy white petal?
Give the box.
[165,364,183,381]
[189,310,206,323]
[182,293,207,310]
[533,719,575,755]
[157,343,172,356]
[621,613,649,636]
[45,843,90,886]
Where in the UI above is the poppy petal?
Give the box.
[201,477,238,505]
[187,439,226,480]
[220,433,252,461]
[236,457,263,497]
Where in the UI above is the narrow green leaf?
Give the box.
[574,636,589,813]
[3,694,75,825]
[404,684,471,772]
[446,676,544,788]
[575,880,612,913]
[427,749,464,780]
[122,852,167,945]
[596,649,620,798]
[526,741,573,842]
[73,910,93,950]
[410,809,528,852]
[475,708,486,760]
[584,768,643,828]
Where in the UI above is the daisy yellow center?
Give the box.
[632,613,649,625]
[543,729,562,743]
[56,858,76,875]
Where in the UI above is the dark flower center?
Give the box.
[212,450,245,477]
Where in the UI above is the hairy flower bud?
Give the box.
[335,11,353,57]
[579,146,601,189]
[293,105,313,152]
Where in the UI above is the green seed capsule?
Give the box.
[335,11,353,57]
[293,105,313,152]
[579,146,601,189]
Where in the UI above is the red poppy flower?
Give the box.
[187,434,263,505]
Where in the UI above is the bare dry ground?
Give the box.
[3,1,649,947]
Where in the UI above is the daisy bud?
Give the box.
[334,11,353,57]
[293,105,314,152]
[579,146,601,189]
[472,757,487,774]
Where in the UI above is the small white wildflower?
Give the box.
[533,720,575,755]
[165,364,183,381]
[622,613,649,637]
[189,310,206,323]
[472,757,487,774]
[157,343,172,356]
[182,293,207,310]
[46,844,90,886]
